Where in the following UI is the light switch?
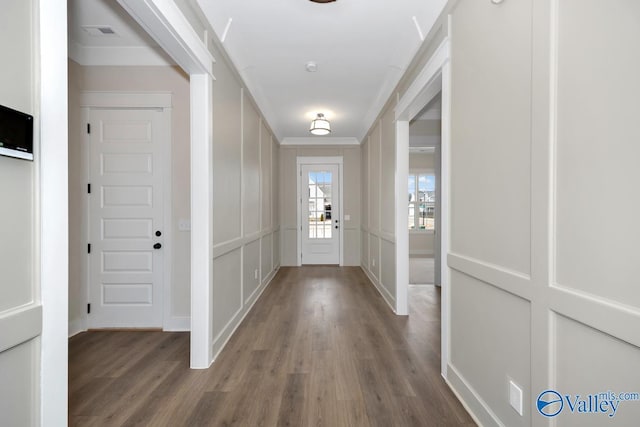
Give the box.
[509,380,523,416]
[344,214,351,221]
[178,219,191,231]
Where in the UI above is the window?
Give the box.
[408,172,435,231]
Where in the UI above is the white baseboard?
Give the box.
[210,266,280,364]
[164,316,190,331]
[360,266,396,313]
[68,317,86,338]
[447,362,502,427]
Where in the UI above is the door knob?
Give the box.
[335,225,339,229]
[155,230,162,237]
[153,243,162,249]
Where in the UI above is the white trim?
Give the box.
[395,38,450,121]
[68,40,174,67]
[409,146,436,154]
[189,74,214,369]
[395,34,451,376]
[409,135,441,148]
[117,0,214,76]
[79,91,173,331]
[40,0,69,424]
[361,266,396,313]
[447,363,502,427]
[395,121,409,315]
[210,266,280,364]
[163,316,190,331]
[296,156,344,266]
[280,137,359,146]
[443,368,487,427]
[68,317,85,338]
[440,50,452,378]
[0,305,43,353]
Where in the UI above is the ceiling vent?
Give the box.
[82,26,118,36]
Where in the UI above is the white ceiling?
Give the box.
[68,0,447,143]
[198,0,447,142]
[68,0,173,66]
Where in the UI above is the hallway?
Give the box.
[69,267,475,426]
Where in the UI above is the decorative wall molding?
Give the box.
[0,305,42,353]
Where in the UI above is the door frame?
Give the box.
[79,91,173,330]
[296,156,344,266]
[395,33,451,378]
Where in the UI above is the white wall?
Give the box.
[444,0,640,425]
[0,1,40,425]
[210,43,280,359]
[279,145,361,267]
[361,105,397,309]
[67,62,192,333]
[360,0,640,425]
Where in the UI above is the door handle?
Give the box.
[153,243,162,249]
[155,230,162,237]
[335,225,339,229]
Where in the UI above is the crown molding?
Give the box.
[280,137,360,146]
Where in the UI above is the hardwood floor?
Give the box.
[69,267,475,426]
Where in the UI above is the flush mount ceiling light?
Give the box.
[309,113,331,136]
[309,0,336,3]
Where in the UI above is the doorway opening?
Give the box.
[296,156,344,266]
[407,100,441,286]
[394,35,451,377]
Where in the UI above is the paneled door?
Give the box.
[301,164,340,264]
[88,108,165,328]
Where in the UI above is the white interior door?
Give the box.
[88,108,164,328]
[301,164,340,264]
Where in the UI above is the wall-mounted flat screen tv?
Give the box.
[0,104,34,161]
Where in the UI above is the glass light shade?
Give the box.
[309,113,331,135]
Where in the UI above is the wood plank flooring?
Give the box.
[69,267,476,426]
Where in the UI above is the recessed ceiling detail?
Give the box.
[197,0,449,141]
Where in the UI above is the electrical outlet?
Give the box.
[372,258,376,267]
[509,380,523,416]
[254,269,258,280]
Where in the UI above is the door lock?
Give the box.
[153,243,162,249]
[155,230,162,237]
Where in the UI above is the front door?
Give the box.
[301,164,340,264]
[88,107,165,328]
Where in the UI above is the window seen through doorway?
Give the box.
[408,172,435,231]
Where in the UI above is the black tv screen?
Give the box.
[0,104,34,161]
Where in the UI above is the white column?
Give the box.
[395,121,410,315]
[190,74,214,368]
[40,0,69,423]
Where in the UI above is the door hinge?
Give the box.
[87,123,91,134]
[87,183,91,194]
[87,243,91,254]
[87,303,91,314]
